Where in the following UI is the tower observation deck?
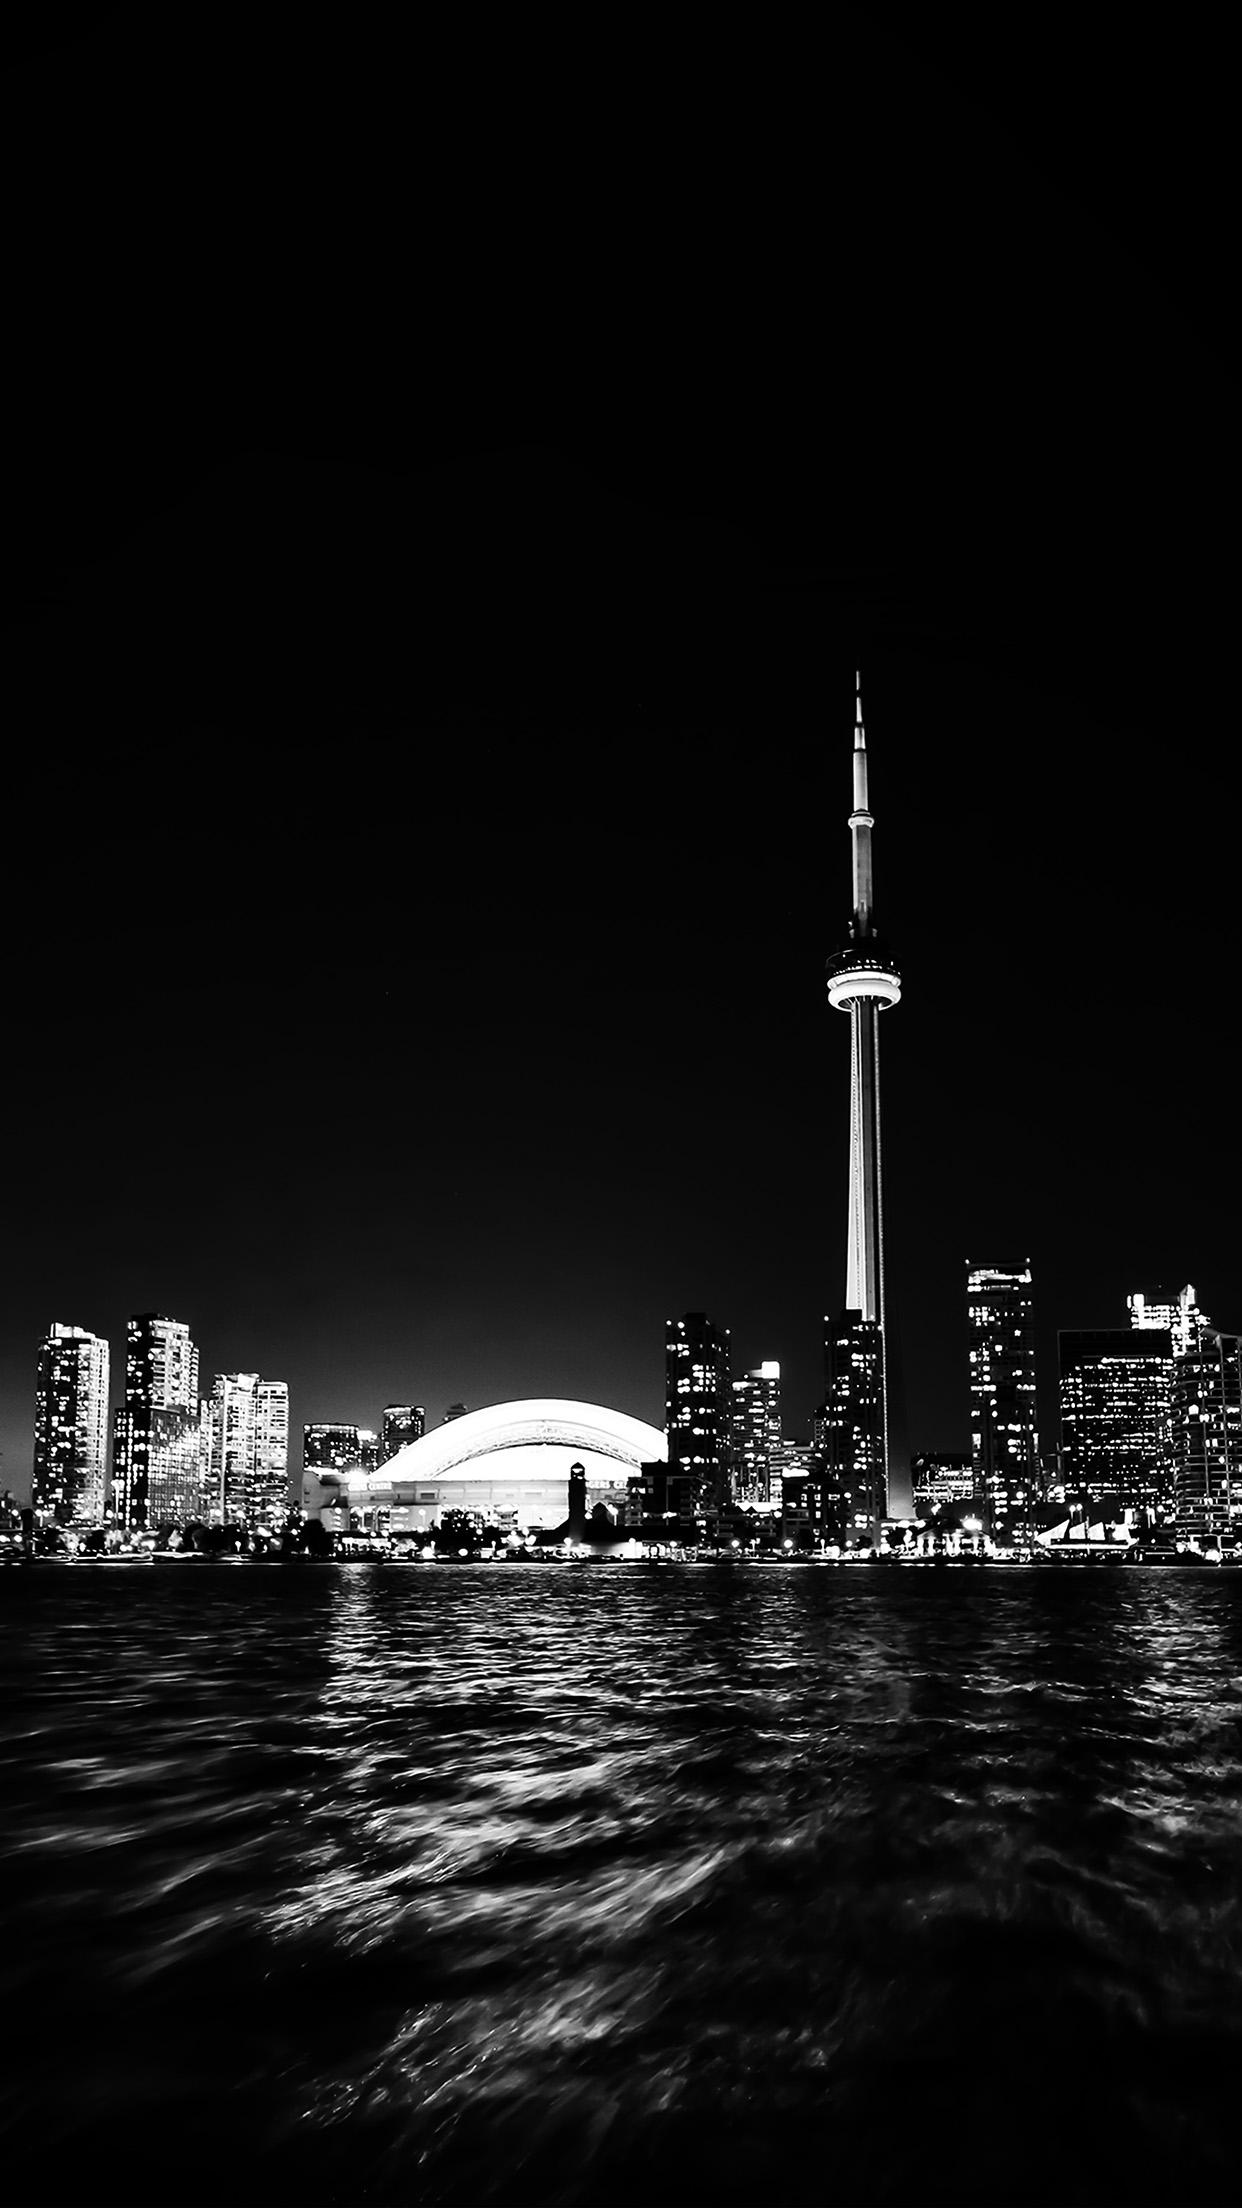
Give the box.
[823,675,906,1534]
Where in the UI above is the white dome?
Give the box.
[382,1398,667,1483]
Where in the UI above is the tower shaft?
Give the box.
[846,996,885,1328]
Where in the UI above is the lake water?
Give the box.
[5,1561,1242,2206]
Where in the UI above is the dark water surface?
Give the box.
[6,1563,1242,2206]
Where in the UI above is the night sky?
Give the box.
[3,12,1236,1502]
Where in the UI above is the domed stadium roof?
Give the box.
[382,1398,667,1484]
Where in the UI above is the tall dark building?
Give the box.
[382,1404,426,1460]
[112,1313,206,1529]
[665,1311,731,1526]
[820,1310,886,1542]
[967,1261,1039,1534]
[823,675,907,1528]
[1172,1329,1241,1541]
[1058,1328,1174,1516]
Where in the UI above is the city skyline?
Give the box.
[4,24,1237,1508]
[4,640,1228,1492]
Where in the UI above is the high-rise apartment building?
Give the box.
[112,1313,207,1528]
[665,1311,731,1524]
[967,1262,1039,1535]
[382,1405,426,1460]
[1171,1329,1241,1541]
[210,1374,289,1526]
[252,1381,290,1525]
[1058,1327,1174,1515]
[729,1362,782,1504]
[32,1322,110,1524]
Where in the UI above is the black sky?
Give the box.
[2,10,1237,1498]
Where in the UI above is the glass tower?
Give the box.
[112,1313,205,1529]
[665,1311,731,1526]
[967,1261,1039,1536]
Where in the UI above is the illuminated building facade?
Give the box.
[1058,1327,1173,1516]
[303,1422,361,1472]
[252,1381,290,1524]
[822,674,904,1534]
[382,1404,426,1460]
[1128,1284,1207,1359]
[210,1373,289,1525]
[967,1261,1039,1535]
[112,1313,206,1528]
[32,1322,110,1524]
[1171,1329,1242,1541]
[911,1451,975,1510]
[665,1311,731,1524]
[729,1362,782,1504]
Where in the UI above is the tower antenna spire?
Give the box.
[850,667,875,938]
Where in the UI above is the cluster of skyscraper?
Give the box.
[28,1317,436,1534]
[32,1316,290,1530]
[639,1273,1239,1549]
[925,1270,1239,1542]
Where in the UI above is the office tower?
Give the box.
[443,1403,469,1424]
[112,1313,205,1529]
[1171,1329,1241,1541]
[911,1452,975,1510]
[967,1261,1039,1535]
[357,1429,382,1472]
[1128,1285,1208,1359]
[382,1404,426,1460]
[209,1373,290,1525]
[666,1311,731,1525]
[730,1362,782,1504]
[32,1322,110,1524]
[1058,1327,1174,1516]
[302,1422,361,1472]
[823,674,907,1529]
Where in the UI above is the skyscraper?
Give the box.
[729,1362,782,1504]
[32,1322,110,1524]
[209,1373,290,1526]
[112,1313,206,1529]
[665,1311,731,1527]
[382,1405,426,1461]
[1058,1326,1173,1516]
[1171,1328,1241,1541]
[822,674,906,1532]
[967,1262,1039,1535]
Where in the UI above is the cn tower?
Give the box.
[824,674,905,1532]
